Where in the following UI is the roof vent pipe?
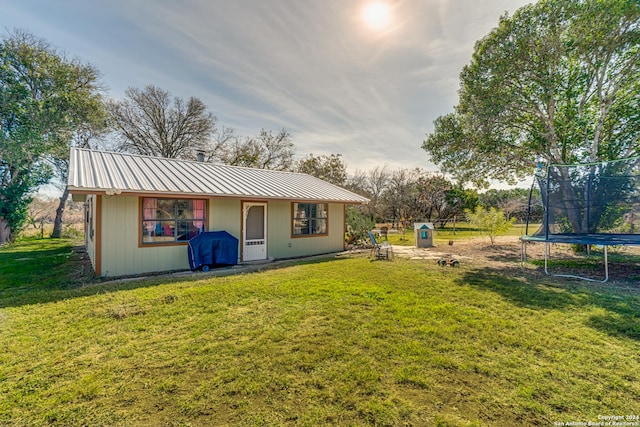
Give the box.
[196,151,205,162]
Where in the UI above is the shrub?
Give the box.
[465,206,516,245]
[345,207,375,246]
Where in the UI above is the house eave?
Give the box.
[68,187,369,204]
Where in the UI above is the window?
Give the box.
[292,203,328,236]
[141,198,206,244]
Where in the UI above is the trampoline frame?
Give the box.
[520,234,640,283]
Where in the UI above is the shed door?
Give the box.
[243,202,267,261]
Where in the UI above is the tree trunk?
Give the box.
[0,217,13,245]
[51,185,70,238]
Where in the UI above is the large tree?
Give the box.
[423,0,640,187]
[296,153,347,186]
[381,168,421,226]
[109,85,216,160]
[362,166,390,221]
[213,128,296,171]
[0,30,105,243]
[50,101,109,238]
[415,175,453,222]
[414,174,478,225]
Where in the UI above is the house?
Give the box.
[68,148,369,277]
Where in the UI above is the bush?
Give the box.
[465,206,516,245]
[345,207,375,246]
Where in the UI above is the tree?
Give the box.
[363,166,390,221]
[213,128,295,171]
[26,196,57,239]
[415,175,453,222]
[423,0,640,232]
[296,153,347,186]
[344,169,369,196]
[50,80,109,238]
[442,186,478,226]
[0,30,104,244]
[478,188,540,222]
[109,84,216,160]
[381,168,421,227]
[466,206,516,245]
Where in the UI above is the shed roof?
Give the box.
[68,148,369,203]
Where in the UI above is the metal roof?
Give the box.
[68,148,369,203]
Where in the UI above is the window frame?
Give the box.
[291,202,329,238]
[139,197,208,247]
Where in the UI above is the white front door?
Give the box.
[243,202,267,261]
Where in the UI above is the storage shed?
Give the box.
[414,223,435,248]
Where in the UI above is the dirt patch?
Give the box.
[393,236,525,267]
[68,245,97,284]
[392,236,640,291]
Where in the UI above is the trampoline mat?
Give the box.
[521,233,640,246]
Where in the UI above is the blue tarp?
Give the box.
[187,231,239,271]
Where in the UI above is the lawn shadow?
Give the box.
[456,261,640,341]
[0,243,93,291]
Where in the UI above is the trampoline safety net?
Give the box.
[522,156,640,282]
[533,156,640,240]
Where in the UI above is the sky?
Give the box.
[1,0,533,179]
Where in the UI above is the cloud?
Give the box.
[1,0,533,174]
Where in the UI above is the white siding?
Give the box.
[210,198,241,238]
[98,196,244,277]
[266,201,345,259]
[209,198,241,264]
[100,196,190,277]
[95,196,345,277]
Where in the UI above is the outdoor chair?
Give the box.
[367,231,394,260]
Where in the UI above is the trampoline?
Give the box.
[521,157,640,282]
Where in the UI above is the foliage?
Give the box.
[381,168,422,227]
[49,75,108,239]
[479,187,542,222]
[296,153,347,185]
[361,166,390,220]
[423,0,640,188]
[413,175,478,225]
[0,30,104,244]
[213,128,296,171]
[109,84,216,160]
[25,196,57,239]
[344,168,369,196]
[0,167,48,242]
[110,85,295,171]
[1,239,640,425]
[414,174,452,221]
[466,205,517,245]
[445,186,479,223]
[345,206,375,245]
[343,168,483,227]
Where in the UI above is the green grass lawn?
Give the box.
[385,223,533,246]
[1,238,639,426]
